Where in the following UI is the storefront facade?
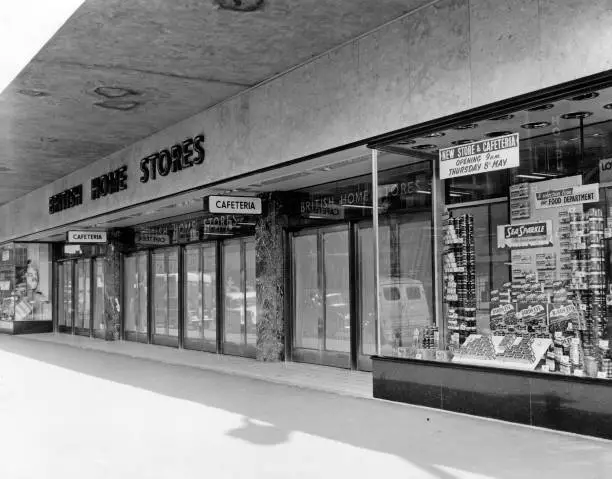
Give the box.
[1,0,611,438]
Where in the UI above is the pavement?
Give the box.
[0,334,611,479]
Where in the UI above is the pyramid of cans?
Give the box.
[443,213,476,345]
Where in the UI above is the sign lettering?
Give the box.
[439,133,519,179]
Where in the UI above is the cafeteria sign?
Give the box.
[208,196,262,215]
[497,220,553,249]
[439,133,519,180]
[535,183,599,209]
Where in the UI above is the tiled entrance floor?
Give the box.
[19,333,373,399]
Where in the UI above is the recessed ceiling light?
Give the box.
[94,86,140,98]
[521,121,551,129]
[396,139,416,145]
[489,114,515,121]
[18,89,49,97]
[411,144,438,150]
[451,139,475,145]
[214,0,265,12]
[454,123,479,130]
[560,111,593,119]
[423,132,445,138]
[94,100,140,111]
[485,131,514,138]
[527,103,554,112]
[603,103,612,110]
[571,92,599,101]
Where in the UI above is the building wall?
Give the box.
[1,0,611,243]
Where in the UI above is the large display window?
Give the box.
[0,243,52,327]
[375,84,612,380]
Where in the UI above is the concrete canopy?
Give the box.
[0,0,429,206]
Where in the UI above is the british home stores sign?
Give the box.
[439,133,520,180]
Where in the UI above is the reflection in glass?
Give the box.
[60,262,73,328]
[294,234,320,350]
[223,241,243,346]
[153,249,179,338]
[74,259,91,330]
[358,226,377,356]
[323,230,350,352]
[93,259,105,331]
[245,239,257,346]
[184,244,217,343]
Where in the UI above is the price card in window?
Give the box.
[1,251,8,262]
[0,281,10,291]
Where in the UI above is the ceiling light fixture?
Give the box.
[485,131,514,138]
[527,103,555,112]
[603,103,612,110]
[489,114,515,121]
[560,111,593,119]
[396,139,416,145]
[411,144,438,150]
[424,132,445,138]
[18,89,49,97]
[454,123,479,130]
[516,174,546,180]
[214,0,265,12]
[94,86,140,98]
[521,121,551,129]
[571,92,599,101]
[451,140,475,146]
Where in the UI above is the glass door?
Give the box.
[184,243,217,352]
[123,251,149,343]
[222,237,256,358]
[57,261,73,333]
[74,259,92,336]
[292,226,351,368]
[152,248,179,347]
[92,258,105,338]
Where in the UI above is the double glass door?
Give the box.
[152,248,179,347]
[124,251,149,342]
[57,258,105,336]
[184,243,217,351]
[292,226,352,368]
[292,218,429,371]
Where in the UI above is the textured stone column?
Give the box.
[103,229,132,341]
[255,193,287,361]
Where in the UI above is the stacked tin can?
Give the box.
[443,213,476,345]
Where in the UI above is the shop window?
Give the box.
[377,84,612,380]
[0,243,52,323]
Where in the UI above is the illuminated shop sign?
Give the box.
[66,230,108,244]
[49,185,83,214]
[496,220,553,249]
[534,183,599,209]
[439,133,519,180]
[208,196,262,215]
[139,134,205,184]
[91,166,128,200]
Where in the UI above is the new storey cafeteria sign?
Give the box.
[439,133,520,180]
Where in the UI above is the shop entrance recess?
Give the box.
[57,257,105,338]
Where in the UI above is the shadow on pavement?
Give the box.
[0,336,609,479]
